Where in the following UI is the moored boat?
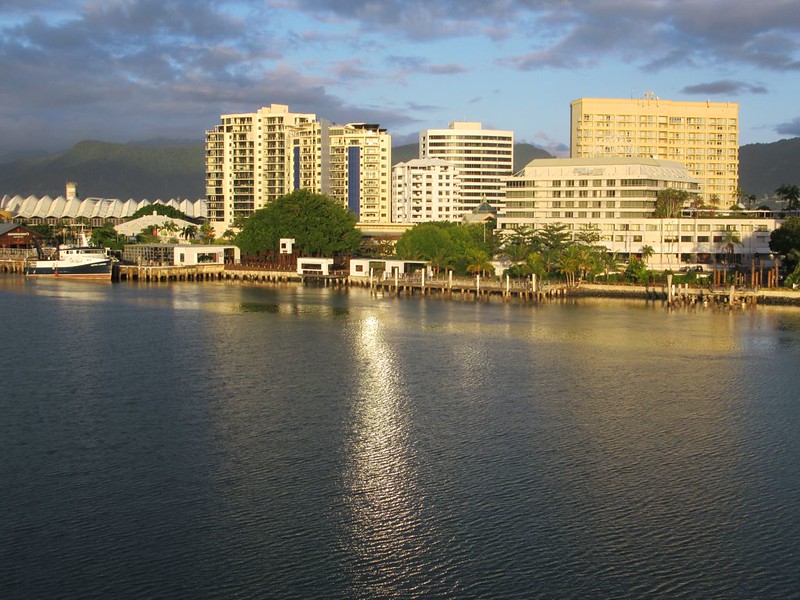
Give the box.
[24,232,113,279]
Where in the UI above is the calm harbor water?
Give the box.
[1,274,799,599]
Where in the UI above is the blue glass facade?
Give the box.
[293,146,301,190]
[347,146,360,219]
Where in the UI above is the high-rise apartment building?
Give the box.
[322,123,392,224]
[205,105,392,231]
[206,104,316,227]
[392,158,462,223]
[419,121,513,215]
[570,95,739,205]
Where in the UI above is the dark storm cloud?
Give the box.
[682,80,768,95]
[0,0,417,152]
[775,117,800,137]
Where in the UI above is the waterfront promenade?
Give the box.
[3,258,799,306]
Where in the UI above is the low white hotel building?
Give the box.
[499,158,780,269]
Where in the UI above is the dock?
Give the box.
[4,259,800,307]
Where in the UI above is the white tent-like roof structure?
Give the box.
[0,194,206,221]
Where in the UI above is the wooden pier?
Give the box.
[5,259,799,307]
[350,273,569,303]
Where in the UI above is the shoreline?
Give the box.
[3,265,800,307]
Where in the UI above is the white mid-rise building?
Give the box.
[392,158,462,223]
[419,121,513,213]
[499,157,778,268]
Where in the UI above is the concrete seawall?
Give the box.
[573,283,800,307]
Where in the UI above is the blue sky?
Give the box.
[1,0,799,156]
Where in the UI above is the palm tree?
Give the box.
[719,229,742,264]
[703,194,720,218]
[182,224,198,240]
[429,246,454,275]
[640,245,655,265]
[597,252,622,281]
[775,184,800,211]
[161,220,179,235]
[199,224,215,243]
[558,245,582,287]
[525,251,546,278]
[574,245,597,282]
[466,248,493,278]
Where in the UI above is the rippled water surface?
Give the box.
[1,275,799,599]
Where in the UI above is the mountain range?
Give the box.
[1,138,797,201]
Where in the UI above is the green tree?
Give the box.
[136,226,160,243]
[775,184,800,211]
[161,220,180,242]
[640,245,655,264]
[597,252,622,281]
[525,252,547,278]
[90,221,125,250]
[395,221,488,276]
[653,188,690,218]
[466,248,494,278]
[573,227,602,248]
[558,245,582,286]
[534,223,571,252]
[395,223,454,261]
[625,256,650,284]
[181,224,198,240]
[199,223,216,244]
[28,223,54,239]
[770,216,800,273]
[130,203,192,221]
[236,190,360,256]
[501,226,535,265]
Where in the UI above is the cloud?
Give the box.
[775,117,800,137]
[288,0,800,72]
[386,55,467,75]
[0,0,418,151]
[1,0,798,155]
[331,58,372,80]
[682,80,768,96]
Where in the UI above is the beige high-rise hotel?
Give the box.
[570,95,739,205]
